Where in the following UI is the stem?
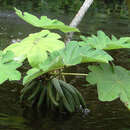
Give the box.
[51,72,88,76]
[70,0,94,28]
[65,0,94,43]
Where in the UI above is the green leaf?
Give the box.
[23,51,64,85]
[4,30,65,67]
[60,41,113,66]
[0,51,22,84]
[60,41,82,66]
[23,68,43,85]
[39,51,64,72]
[80,30,130,50]
[80,46,113,63]
[86,63,130,110]
[15,8,79,33]
[23,40,113,85]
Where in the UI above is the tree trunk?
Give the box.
[65,0,94,44]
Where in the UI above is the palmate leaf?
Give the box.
[4,30,65,67]
[60,42,82,66]
[39,51,64,72]
[23,51,64,85]
[23,41,113,85]
[80,31,130,50]
[86,63,130,110]
[80,46,113,63]
[60,41,113,66]
[23,68,43,85]
[0,51,22,84]
[15,8,79,33]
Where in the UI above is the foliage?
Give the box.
[80,31,130,50]
[1,8,130,113]
[23,42,113,85]
[0,0,127,17]
[0,0,84,13]
[60,41,113,66]
[15,8,79,33]
[86,63,130,110]
[4,30,65,67]
[0,51,21,84]
[43,0,84,13]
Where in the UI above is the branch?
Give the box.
[65,0,94,44]
[51,72,88,76]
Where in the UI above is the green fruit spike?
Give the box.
[27,81,41,101]
[21,80,36,94]
[51,78,64,97]
[59,80,81,107]
[20,81,36,102]
[62,87,75,112]
[37,84,47,110]
[47,82,59,106]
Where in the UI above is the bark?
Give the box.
[65,0,94,44]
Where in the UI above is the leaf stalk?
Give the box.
[51,72,88,76]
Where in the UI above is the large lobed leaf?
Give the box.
[4,30,65,67]
[60,42,82,66]
[23,51,64,85]
[15,8,79,33]
[38,51,64,72]
[79,31,130,50]
[0,51,22,84]
[23,68,43,85]
[60,41,113,66]
[86,63,130,110]
[23,42,113,85]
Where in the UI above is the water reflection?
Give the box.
[0,113,29,130]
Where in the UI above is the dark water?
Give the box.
[0,10,130,130]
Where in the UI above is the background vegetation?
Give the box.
[0,0,127,14]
